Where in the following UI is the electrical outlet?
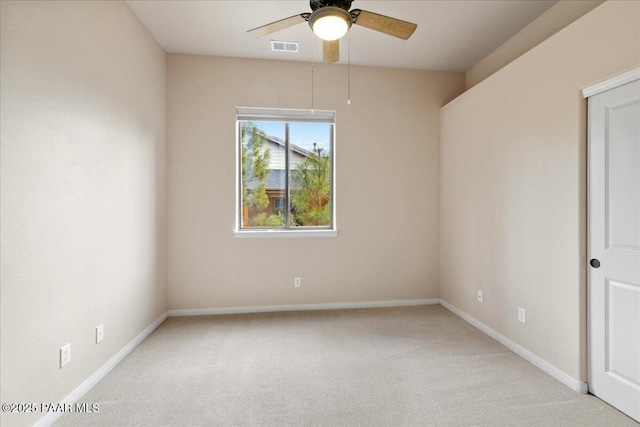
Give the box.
[60,343,71,368]
[518,307,526,324]
[294,277,301,288]
[477,290,484,303]
[96,324,104,343]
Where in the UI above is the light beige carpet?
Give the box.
[56,305,638,426]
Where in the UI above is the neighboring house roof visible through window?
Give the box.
[245,133,310,190]
[266,134,312,157]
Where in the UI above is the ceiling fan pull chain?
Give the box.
[347,30,351,105]
[311,31,315,112]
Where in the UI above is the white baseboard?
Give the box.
[439,299,588,394]
[168,298,440,317]
[35,312,168,427]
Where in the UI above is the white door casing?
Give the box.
[587,75,640,422]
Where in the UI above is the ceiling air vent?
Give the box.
[270,40,299,53]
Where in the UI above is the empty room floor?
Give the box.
[56,306,637,426]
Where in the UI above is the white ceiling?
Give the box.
[126,0,557,72]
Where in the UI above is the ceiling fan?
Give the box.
[247,0,417,64]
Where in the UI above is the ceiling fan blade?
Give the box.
[247,14,307,38]
[352,9,417,40]
[323,40,339,63]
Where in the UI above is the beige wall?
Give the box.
[0,2,167,426]
[441,0,640,382]
[466,0,604,89]
[167,54,464,310]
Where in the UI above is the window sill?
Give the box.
[234,229,338,239]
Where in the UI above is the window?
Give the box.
[236,108,335,236]
[273,198,286,216]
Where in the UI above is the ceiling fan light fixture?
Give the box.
[309,7,352,41]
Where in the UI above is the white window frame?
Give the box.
[234,107,337,238]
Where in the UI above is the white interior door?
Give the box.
[588,77,640,422]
